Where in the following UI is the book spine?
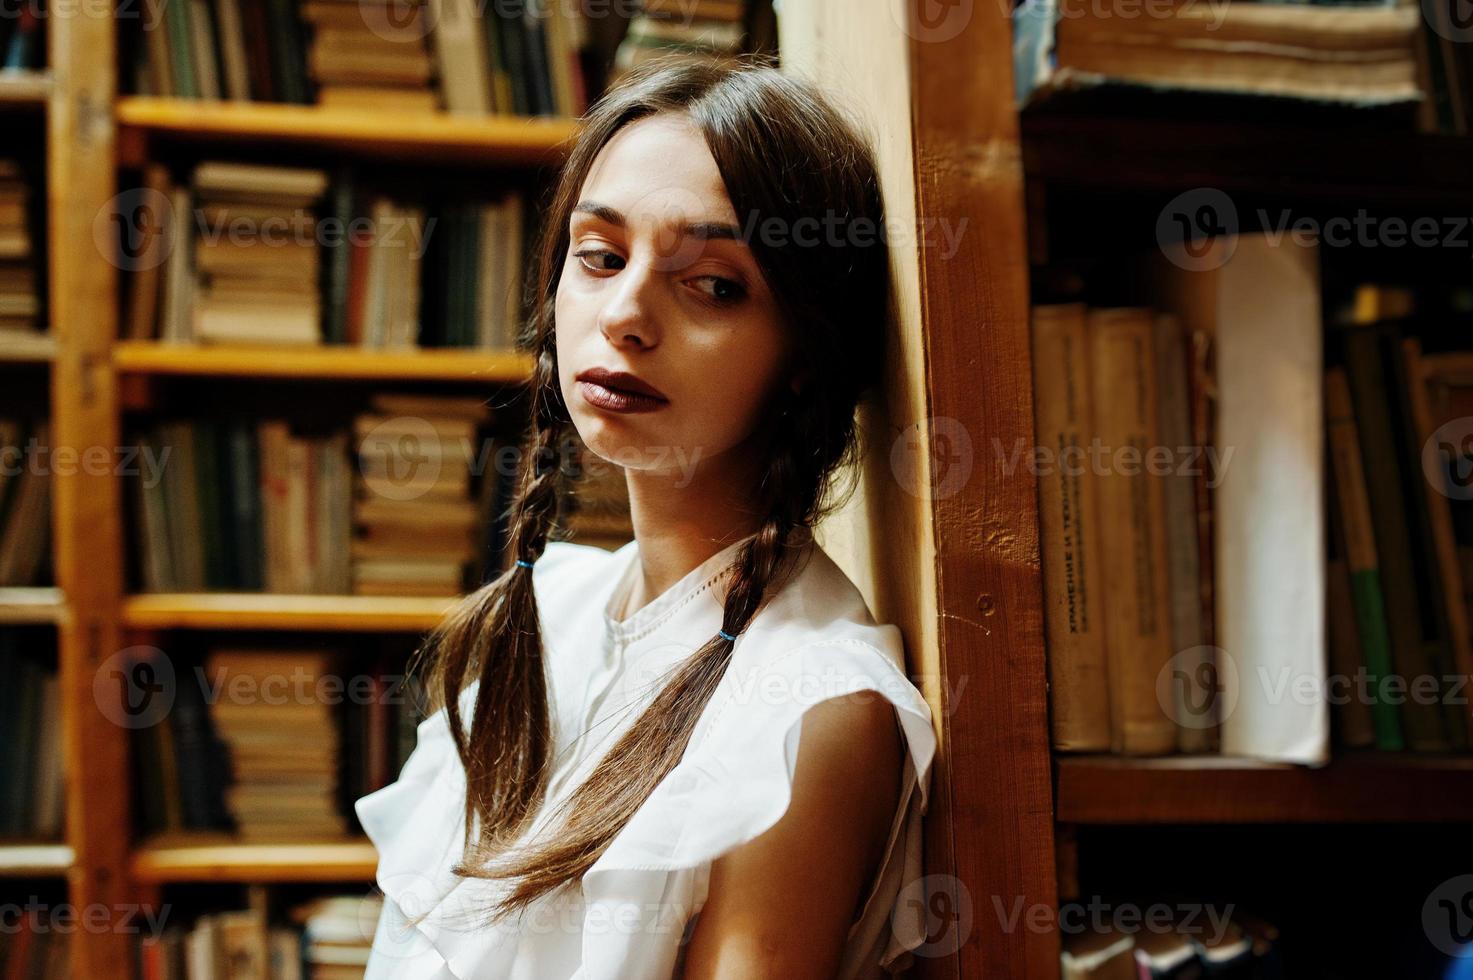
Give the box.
[1031,304,1110,752]
[1326,366,1405,750]
[1343,329,1448,750]
[1154,313,1209,752]
[1213,237,1325,764]
[1396,337,1471,749]
[1088,307,1176,755]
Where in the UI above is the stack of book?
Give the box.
[416,194,527,350]
[134,651,235,836]
[306,0,435,113]
[612,0,749,80]
[129,417,352,594]
[126,164,529,350]
[188,162,330,346]
[0,920,71,979]
[294,893,380,979]
[340,655,428,828]
[1328,285,1473,754]
[0,417,52,587]
[129,0,589,117]
[129,401,517,596]
[352,392,490,596]
[1014,0,1423,109]
[1060,908,1280,979]
[424,0,590,116]
[1034,238,1473,762]
[208,649,349,840]
[0,633,63,840]
[1032,234,1328,763]
[0,159,40,337]
[138,892,380,979]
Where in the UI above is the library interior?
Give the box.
[2,0,1472,976]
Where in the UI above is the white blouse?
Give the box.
[354,531,938,979]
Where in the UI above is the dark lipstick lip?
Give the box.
[575,368,669,402]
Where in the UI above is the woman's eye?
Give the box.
[690,275,747,305]
[573,248,625,272]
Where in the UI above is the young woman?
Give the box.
[355,58,937,979]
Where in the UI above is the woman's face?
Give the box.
[555,113,793,476]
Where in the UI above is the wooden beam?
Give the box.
[909,3,1060,977]
[49,6,135,977]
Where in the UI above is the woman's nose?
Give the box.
[596,258,660,350]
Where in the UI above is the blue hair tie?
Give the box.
[515,559,534,569]
[718,629,737,642]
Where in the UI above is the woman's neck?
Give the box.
[618,445,765,620]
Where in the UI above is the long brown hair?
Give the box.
[411,54,892,922]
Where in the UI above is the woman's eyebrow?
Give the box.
[571,199,746,242]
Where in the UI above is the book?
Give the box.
[1153,235,1327,765]
[1015,0,1422,107]
[1088,306,1175,755]
[1031,303,1110,751]
[129,0,589,116]
[1327,362,1406,752]
[1341,319,1452,750]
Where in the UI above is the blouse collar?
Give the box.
[602,531,759,646]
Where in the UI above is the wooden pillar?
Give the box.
[49,6,135,977]
[784,1,1059,976]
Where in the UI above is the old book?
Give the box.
[1031,303,1110,751]
[1088,307,1175,755]
[1154,234,1327,764]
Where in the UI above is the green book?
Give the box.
[1326,366,1405,750]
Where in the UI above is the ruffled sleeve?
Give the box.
[574,636,938,979]
[354,687,475,980]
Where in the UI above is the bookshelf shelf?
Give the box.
[131,835,377,883]
[1055,754,1473,824]
[0,70,52,106]
[116,97,579,165]
[0,586,67,624]
[0,332,57,362]
[120,592,460,632]
[113,340,534,383]
[0,843,74,877]
[1021,113,1473,206]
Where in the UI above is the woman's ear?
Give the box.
[790,368,809,396]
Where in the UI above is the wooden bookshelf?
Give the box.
[132,835,377,884]
[39,2,1116,977]
[1056,754,1473,824]
[121,592,459,632]
[0,586,68,625]
[116,97,579,165]
[113,340,534,383]
[0,70,52,107]
[1022,113,1473,206]
[0,842,74,877]
[0,331,58,362]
